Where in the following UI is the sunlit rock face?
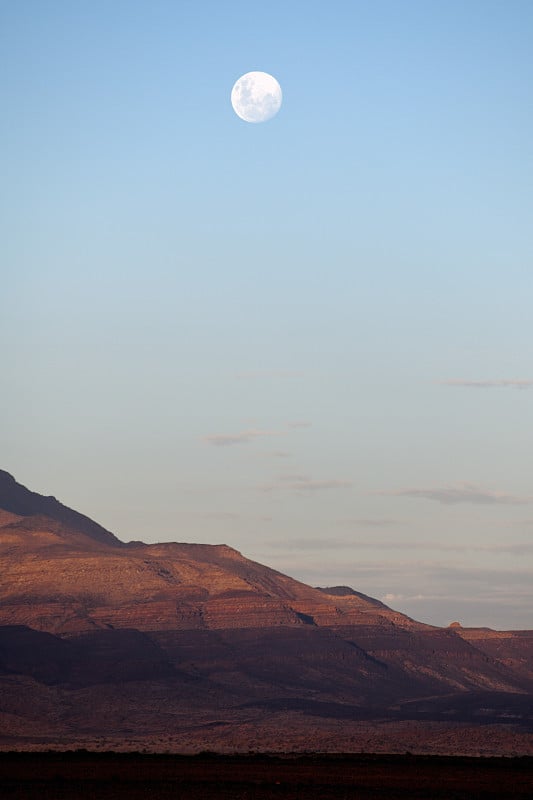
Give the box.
[0,471,424,635]
[0,516,421,634]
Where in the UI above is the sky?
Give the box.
[2,0,532,629]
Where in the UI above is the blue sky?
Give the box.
[2,0,533,628]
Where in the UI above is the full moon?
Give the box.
[231,71,282,123]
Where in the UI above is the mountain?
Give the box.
[0,471,532,755]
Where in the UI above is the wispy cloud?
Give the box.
[383,592,424,603]
[195,511,240,520]
[441,379,532,390]
[376,482,531,506]
[261,474,353,493]
[204,429,282,447]
[235,370,304,380]
[269,537,358,551]
[474,542,533,555]
[204,420,312,448]
[281,559,533,588]
[268,537,434,553]
[338,518,400,527]
[267,536,533,556]
[188,510,273,523]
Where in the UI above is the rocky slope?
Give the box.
[0,470,120,546]
[0,471,423,635]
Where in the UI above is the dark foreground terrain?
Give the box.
[1,752,533,799]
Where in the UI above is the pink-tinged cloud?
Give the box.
[196,511,240,520]
[204,429,282,447]
[261,474,353,493]
[377,482,530,505]
[441,379,532,390]
[338,518,400,527]
[235,370,305,379]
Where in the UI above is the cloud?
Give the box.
[265,532,533,557]
[287,421,312,429]
[338,518,400,527]
[261,474,353,493]
[441,379,532,390]
[270,450,292,458]
[376,483,531,506]
[382,592,403,602]
[474,542,533,555]
[382,592,424,603]
[204,429,282,447]
[235,370,304,380]
[422,563,533,591]
[347,539,533,555]
[268,537,358,551]
[271,537,441,553]
[278,559,533,590]
[195,511,240,520]
[188,510,273,523]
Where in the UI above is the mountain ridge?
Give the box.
[0,470,121,547]
[0,471,426,635]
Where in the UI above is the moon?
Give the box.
[231,72,282,123]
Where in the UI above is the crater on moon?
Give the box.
[231,71,282,123]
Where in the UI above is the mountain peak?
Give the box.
[0,469,121,547]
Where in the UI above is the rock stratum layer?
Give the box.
[0,469,532,755]
[0,519,417,634]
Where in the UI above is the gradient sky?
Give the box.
[2,0,532,629]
